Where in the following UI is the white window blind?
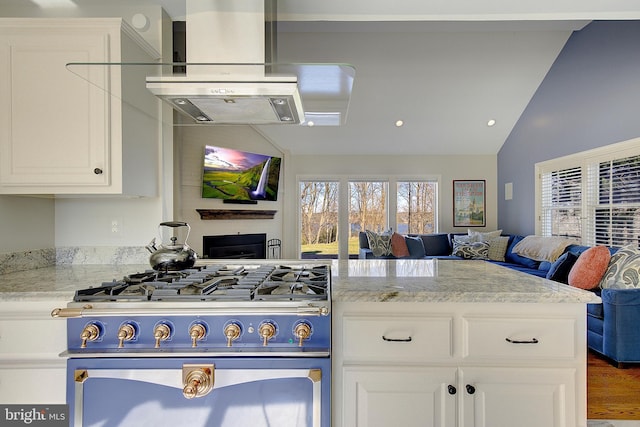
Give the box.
[540,166,583,239]
[585,154,640,247]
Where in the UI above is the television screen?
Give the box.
[202,145,282,201]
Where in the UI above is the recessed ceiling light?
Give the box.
[487,119,496,127]
[307,121,315,127]
[395,120,404,127]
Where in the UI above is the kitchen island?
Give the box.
[0,259,599,427]
[330,259,600,427]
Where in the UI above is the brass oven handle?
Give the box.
[182,365,214,399]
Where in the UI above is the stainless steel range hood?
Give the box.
[146,0,306,125]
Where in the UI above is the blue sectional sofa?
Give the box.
[358,232,551,277]
[359,231,639,367]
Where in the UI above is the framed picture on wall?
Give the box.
[453,180,486,227]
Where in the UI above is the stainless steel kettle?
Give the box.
[146,221,197,271]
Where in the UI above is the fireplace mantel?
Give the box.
[196,209,276,220]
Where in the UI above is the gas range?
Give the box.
[52,261,331,357]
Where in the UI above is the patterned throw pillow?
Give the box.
[452,239,489,260]
[600,244,640,289]
[365,230,393,257]
[486,236,510,262]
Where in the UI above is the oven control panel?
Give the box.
[66,314,330,355]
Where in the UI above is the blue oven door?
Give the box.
[67,357,330,427]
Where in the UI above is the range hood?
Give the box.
[146,0,307,125]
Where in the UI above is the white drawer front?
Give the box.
[342,315,453,362]
[463,317,576,360]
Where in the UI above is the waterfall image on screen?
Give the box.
[202,145,282,201]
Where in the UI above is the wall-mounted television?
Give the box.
[202,145,282,201]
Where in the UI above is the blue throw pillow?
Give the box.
[546,251,579,284]
[419,234,451,256]
[405,236,426,258]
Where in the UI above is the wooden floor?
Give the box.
[588,350,640,419]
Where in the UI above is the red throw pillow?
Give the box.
[391,232,410,257]
[568,246,611,290]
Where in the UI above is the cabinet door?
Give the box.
[459,367,576,427]
[343,366,457,427]
[0,30,110,187]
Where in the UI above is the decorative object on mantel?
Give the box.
[196,209,276,220]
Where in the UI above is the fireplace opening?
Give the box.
[203,233,267,259]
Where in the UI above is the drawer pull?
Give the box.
[466,384,476,395]
[505,337,539,344]
[382,335,412,342]
[448,385,457,395]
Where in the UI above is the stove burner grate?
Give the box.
[73,264,329,303]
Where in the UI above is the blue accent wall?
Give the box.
[497,21,640,235]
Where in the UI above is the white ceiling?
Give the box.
[5,0,640,155]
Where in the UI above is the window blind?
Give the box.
[586,154,640,247]
[540,166,582,239]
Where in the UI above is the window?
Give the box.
[348,181,388,257]
[397,181,437,234]
[539,166,582,239]
[536,138,640,248]
[298,176,439,259]
[299,181,339,258]
[587,154,640,247]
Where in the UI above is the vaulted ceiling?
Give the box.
[4,0,640,155]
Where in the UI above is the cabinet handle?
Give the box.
[94,168,103,175]
[448,385,457,395]
[381,335,412,342]
[505,337,539,344]
[466,384,476,395]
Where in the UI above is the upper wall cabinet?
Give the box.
[0,19,161,196]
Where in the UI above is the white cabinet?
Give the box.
[0,18,160,196]
[0,300,67,403]
[459,367,576,427]
[333,303,587,427]
[343,366,457,427]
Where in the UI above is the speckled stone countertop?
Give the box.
[0,264,150,302]
[0,259,601,304]
[330,259,602,304]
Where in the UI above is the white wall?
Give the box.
[0,196,54,252]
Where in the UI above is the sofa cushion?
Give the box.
[365,229,393,257]
[452,239,489,259]
[486,236,509,262]
[546,251,579,284]
[405,236,426,258]
[391,232,410,258]
[358,231,370,250]
[512,235,574,262]
[568,246,611,290]
[468,229,503,242]
[418,233,451,256]
[600,244,640,289]
[505,235,540,269]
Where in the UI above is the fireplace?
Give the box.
[203,233,267,259]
